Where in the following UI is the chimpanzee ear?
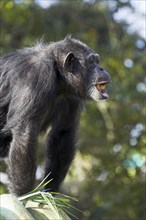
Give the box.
[64,52,76,73]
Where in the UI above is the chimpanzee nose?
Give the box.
[97,70,111,83]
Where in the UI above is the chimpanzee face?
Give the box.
[85,53,110,101]
[63,50,111,102]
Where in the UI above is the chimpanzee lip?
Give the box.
[95,81,109,99]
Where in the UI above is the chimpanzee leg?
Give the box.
[8,123,38,196]
[44,100,80,192]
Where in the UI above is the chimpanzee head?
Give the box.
[54,36,111,101]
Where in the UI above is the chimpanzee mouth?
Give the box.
[95,81,109,100]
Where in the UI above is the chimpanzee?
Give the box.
[0,36,110,196]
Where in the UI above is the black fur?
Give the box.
[0,36,110,196]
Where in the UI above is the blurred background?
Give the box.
[0,0,145,219]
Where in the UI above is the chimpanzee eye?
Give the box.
[89,59,94,65]
[88,54,100,66]
[88,55,95,65]
[95,54,100,64]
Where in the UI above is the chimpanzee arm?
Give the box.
[8,122,38,196]
[44,98,81,192]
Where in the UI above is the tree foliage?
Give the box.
[0,0,145,219]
